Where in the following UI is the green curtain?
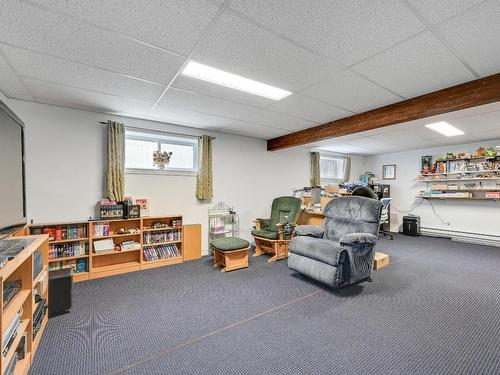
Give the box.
[196,135,213,200]
[310,151,321,187]
[106,121,125,201]
[343,156,351,182]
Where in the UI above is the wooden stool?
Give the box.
[211,237,250,273]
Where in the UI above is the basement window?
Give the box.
[125,128,199,175]
[320,154,344,183]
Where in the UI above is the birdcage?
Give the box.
[208,202,239,245]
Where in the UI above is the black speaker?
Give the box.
[49,268,73,317]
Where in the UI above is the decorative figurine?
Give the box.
[476,147,485,158]
[484,146,497,158]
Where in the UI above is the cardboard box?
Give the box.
[374,252,389,270]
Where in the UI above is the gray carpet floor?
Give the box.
[30,234,500,375]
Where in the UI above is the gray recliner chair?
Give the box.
[288,196,383,288]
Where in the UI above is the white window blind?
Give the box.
[125,128,199,174]
[320,155,344,182]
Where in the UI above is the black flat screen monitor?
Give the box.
[0,99,26,237]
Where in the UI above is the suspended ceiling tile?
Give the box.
[0,49,34,100]
[191,12,343,92]
[352,32,475,98]
[0,1,184,84]
[243,107,314,131]
[22,77,153,115]
[25,0,223,55]
[437,0,500,76]
[217,121,289,139]
[302,69,401,113]
[2,45,165,103]
[171,76,275,108]
[150,104,234,129]
[405,0,485,24]
[159,88,254,121]
[267,93,352,123]
[230,0,425,66]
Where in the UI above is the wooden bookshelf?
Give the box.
[0,235,49,375]
[141,215,183,268]
[30,222,90,281]
[27,215,193,282]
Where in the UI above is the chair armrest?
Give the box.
[294,225,324,238]
[340,233,378,245]
[276,223,284,240]
[254,218,270,230]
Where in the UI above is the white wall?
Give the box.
[8,100,310,252]
[364,140,500,241]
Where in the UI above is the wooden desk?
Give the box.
[297,209,325,226]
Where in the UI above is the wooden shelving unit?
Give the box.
[27,215,194,282]
[0,235,49,375]
[29,221,90,283]
[141,215,183,270]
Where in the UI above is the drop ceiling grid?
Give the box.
[0,0,495,140]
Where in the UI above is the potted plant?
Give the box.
[153,150,173,170]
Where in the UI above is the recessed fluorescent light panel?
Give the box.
[425,121,464,137]
[181,61,292,100]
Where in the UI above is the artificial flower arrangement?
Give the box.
[153,150,173,169]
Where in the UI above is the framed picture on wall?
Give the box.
[382,164,396,180]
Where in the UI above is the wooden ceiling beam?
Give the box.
[267,73,500,151]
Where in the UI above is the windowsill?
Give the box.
[125,168,198,177]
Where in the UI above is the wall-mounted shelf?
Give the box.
[438,156,499,162]
[419,169,500,176]
[418,177,500,182]
[416,196,499,201]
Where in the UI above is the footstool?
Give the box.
[211,237,250,272]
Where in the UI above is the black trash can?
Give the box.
[403,215,420,236]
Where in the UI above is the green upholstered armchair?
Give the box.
[251,196,302,262]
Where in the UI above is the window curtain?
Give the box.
[106,121,125,201]
[196,135,213,200]
[342,156,351,183]
[310,151,321,187]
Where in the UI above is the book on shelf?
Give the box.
[49,242,88,259]
[143,229,181,244]
[48,258,88,273]
[31,223,88,241]
[121,240,140,251]
[93,222,110,237]
[143,244,180,261]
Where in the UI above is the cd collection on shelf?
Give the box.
[49,242,88,259]
[143,229,181,244]
[143,244,180,261]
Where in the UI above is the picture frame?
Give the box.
[421,155,432,171]
[382,164,396,180]
[135,198,149,216]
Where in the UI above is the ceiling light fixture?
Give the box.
[181,60,292,100]
[425,121,464,137]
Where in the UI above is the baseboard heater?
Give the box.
[419,227,500,247]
